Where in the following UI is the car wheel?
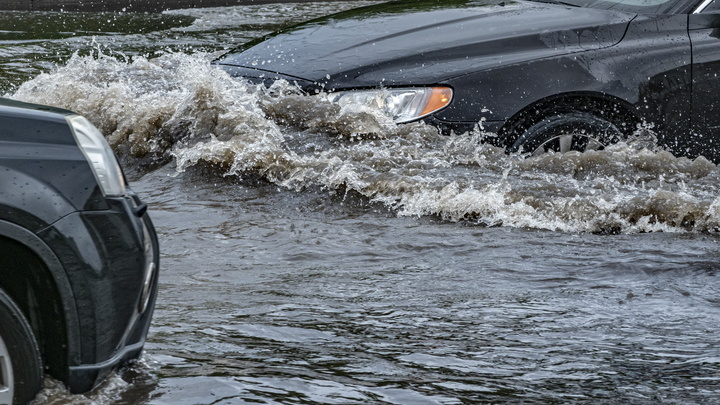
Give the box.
[0,290,43,405]
[510,112,624,157]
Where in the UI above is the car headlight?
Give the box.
[67,115,127,197]
[327,87,453,124]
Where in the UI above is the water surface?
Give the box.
[7,2,720,404]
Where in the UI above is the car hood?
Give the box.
[217,0,635,90]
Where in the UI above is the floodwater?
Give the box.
[3,1,720,403]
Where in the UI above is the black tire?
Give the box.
[0,290,43,405]
[510,111,625,157]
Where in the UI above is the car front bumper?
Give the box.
[38,192,160,393]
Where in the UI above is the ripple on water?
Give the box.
[6,2,720,404]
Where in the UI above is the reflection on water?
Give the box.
[7,2,720,404]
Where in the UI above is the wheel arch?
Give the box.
[0,220,81,384]
[497,92,641,149]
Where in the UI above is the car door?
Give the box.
[689,0,720,161]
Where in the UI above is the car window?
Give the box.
[700,0,720,12]
[531,0,684,13]
[586,0,674,12]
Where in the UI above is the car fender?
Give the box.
[436,14,692,141]
[0,165,81,233]
[0,219,82,367]
[0,141,107,233]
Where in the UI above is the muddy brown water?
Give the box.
[2,2,718,404]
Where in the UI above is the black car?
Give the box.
[0,99,159,403]
[216,0,720,162]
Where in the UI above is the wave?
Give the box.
[11,51,720,233]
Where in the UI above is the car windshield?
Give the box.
[529,0,683,13]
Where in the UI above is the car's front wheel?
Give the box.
[510,112,624,157]
[0,289,43,405]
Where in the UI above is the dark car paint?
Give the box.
[438,13,693,147]
[0,119,107,232]
[0,98,159,393]
[219,0,634,88]
[690,13,720,153]
[217,0,720,162]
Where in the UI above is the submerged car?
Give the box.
[0,99,159,403]
[216,0,720,162]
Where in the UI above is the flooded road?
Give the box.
[3,2,720,404]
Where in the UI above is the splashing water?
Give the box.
[8,4,720,405]
[11,50,720,234]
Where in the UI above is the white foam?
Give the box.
[12,51,720,233]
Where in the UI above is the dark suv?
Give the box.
[0,98,159,404]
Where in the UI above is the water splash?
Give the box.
[11,51,720,233]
